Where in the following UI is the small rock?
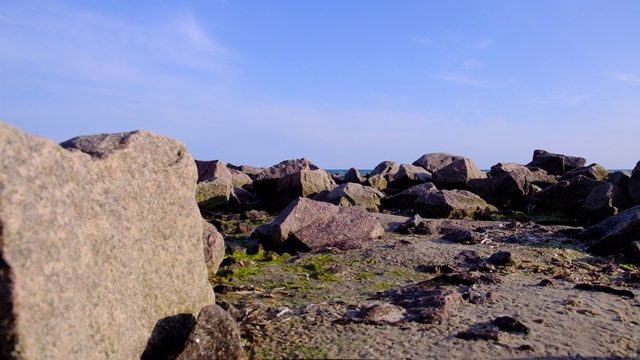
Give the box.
[491,316,530,334]
[454,250,481,264]
[487,250,516,266]
[537,279,554,287]
[574,283,635,298]
[442,230,483,244]
[455,326,500,341]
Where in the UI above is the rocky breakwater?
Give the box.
[0,123,239,359]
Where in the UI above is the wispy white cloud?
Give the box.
[610,72,640,83]
[434,73,499,88]
[469,39,494,49]
[411,36,431,44]
[526,93,593,106]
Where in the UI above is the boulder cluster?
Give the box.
[198,150,640,259]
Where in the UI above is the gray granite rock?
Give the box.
[203,220,226,276]
[314,182,385,212]
[277,168,335,206]
[195,159,233,183]
[526,149,586,176]
[432,158,487,190]
[414,190,497,219]
[196,177,233,209]
[0,123,215,359]
[412,152,465,173]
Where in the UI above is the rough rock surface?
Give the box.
[276,169,335,206]
[562,163,609,181]
[526,149,586,176]
[432,158,487,190]
[203,221,226,276]
[365,161,399,191]
[392,164,433,190]
[314,183,385,212]
[253,158,319,202]
[383,183,438,211]
[177,304,243,360]
[489,163,558,188]
[580,205,640,255]
[467,171,532,209]
[196,178,233,209]
[629,161,640,205]
[414,190,497,219]
[195,159,233,183]
[343,168,366,184]
[412,152,465,173]
[228,168,253,188]
[1,123,215,359]
[580,183,625,226]
[532,175,605,211]
[267,198,385,251]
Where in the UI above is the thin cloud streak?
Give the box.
[434,73,500,88]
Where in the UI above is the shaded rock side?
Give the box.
[630,161,640,205]
[176,304,243,360]
[579,205,640,256]
[414,190,497,220]
[526,149,586,176]
[1,123,215,359]
[432,158,487,190]
[383,183,438,211]
[489,162,558,188]
[392,164,433,190]
[364,161,399,191]
[467,171,532,209]
[562,163,609,181]
[580,183,625,226]
[253,158,319,202]
[269,198,385,252]
[532,175,605,211]
[203,221,226,276]
[314,183,385,212]
[343,168,366,184]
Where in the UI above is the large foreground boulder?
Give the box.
[578,205,640,256]
[0,123,215,359]
[413,190,497,219]
[263,198,385,252]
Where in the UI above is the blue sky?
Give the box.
[1,1,639,169]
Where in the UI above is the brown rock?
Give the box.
[526,149,586,176]
[383,182,438,211]
[467,170,533,209]
[203,221,226,276]
[414,189,497,219]
[177,304,243,360]
[314,182,385,212]
[376,284,463,324]
[562,163,609,181]
[1,123,214,359]
[195,159,233,183]
[432,158,487,190]
[412,152,465,173]
[269,198,385,251]
[580,183,625,225]
[532,175,605,211]
[581,205,640,255]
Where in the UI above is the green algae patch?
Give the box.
[285,254,341,282]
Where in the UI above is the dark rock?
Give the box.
[228,168,253,188]
[573,283,635,298]
[227,163,263,179]
[432,158,487,190]
[392,164,433,190]
[537,279,554,287]
[630,161,640,205]
[228,186,260,209]
[580,182,625,225]
[580,205,640,255]
[373,284,463,324]
[467,171,533,209]
[526,149,586,176]
[176,304,243,360]
[216,301,244,322]
[416,264,457,274]
[414,190,497,219]
[252,158,319,202]
[562,163,609,181]
[343,303,407,324]
[344,168,365,184]
[365,161,399,191]
[412,152,465,173]
[491,316,530,334]
[430,272,502,286]
[276,168,335,206]
[455,326,500,341]
[240,210,270,221]
[532,175,605,211]
[314,182,384,212]
[383,183,438,211]
[265,198,385,252]
[487,250,516,266]
[489,162,557,188]
[442,230,483,244]
[454,250,481,264]
[607,171,632,204]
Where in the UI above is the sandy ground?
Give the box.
[214,214,640,359]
